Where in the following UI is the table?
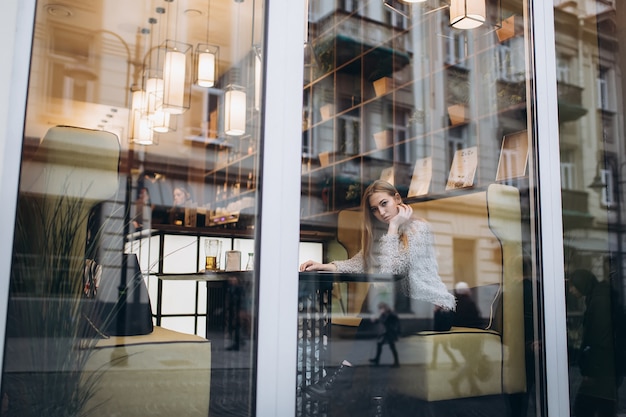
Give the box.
[155,270,254,339]
[296,271,401,405]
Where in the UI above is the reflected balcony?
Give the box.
[557,81,587,122]
[561,188,594,229]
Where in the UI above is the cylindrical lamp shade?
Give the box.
[450,0,486,29]
[196,44,219,88]
[145,77,163,115]
[151,109,171,133]
[131,89,145,113]
[131,113,156,145]
[163,49,186,114]
[225,86,246,136]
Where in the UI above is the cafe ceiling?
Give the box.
[25,0,261,163]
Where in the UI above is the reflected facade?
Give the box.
[297,1,541,416]
[554,0,626,416]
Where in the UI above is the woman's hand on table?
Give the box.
[299,260,337,272]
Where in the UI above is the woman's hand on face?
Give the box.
[389,203,412,232]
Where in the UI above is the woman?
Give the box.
[299,180,455,398]
[169,186,192,225]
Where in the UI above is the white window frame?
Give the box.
[597,66,610,110]
[556,53,570,83]
[560,161,575,190]
[0,0,37,389]
[601,168,615,207]
[533,1,570,416]
[255,0,306,415]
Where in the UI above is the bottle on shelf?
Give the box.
[245,252,254,270]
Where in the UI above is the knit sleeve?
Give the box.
[331,250,365,273]
[381,219,456,310]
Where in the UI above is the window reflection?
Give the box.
[556,1,625,417]
[2,1,264,416]
[299,2,538,415]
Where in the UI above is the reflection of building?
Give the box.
[555,1,624,293]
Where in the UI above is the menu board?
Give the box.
[408,157,433,197]
[379,167,395,185]
[496,130,529,181]
[446,147,478,190]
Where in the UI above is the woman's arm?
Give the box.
[299,251,365,273]
[298,260,337,272]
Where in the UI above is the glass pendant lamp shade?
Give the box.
[450,0,486,29]
[224,85,246,136]
[162,40,192,114]
[131,89,145,114]
[151,109,171,133]
[145,77,163,115]
[131,112,157,145]
[196,44,219,88]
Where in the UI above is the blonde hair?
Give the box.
[360,180,408,271]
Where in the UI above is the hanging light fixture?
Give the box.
[195,0,219,88]
[224,83,246,136]
[130,27,158,145]
[141,10,174,134]
[224,0,246,136]
[450,0,486,30]
[161,0,192,114]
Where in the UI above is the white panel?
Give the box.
[298,242,323,264]
[163,234,199,273]
[161,317,197,336]
[234,238,255,270]
[160,280,199,315]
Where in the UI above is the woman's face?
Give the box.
[173,188,187,206]
[368,191,401,224]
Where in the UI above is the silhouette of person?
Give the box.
[447,282,488,396]
[569,269,617,417]
[369,302,401,367]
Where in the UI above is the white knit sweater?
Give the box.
[332,218,456,311]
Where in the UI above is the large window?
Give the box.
[1,1,265,416]
[297,1,544,416]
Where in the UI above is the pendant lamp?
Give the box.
[159,0,192,114]
[450,0,486,30]
[195,0,219,88]
[224,84,246,136]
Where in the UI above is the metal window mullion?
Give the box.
[530,0,570,416]
[0,0,37,393]
[255,0,306,415]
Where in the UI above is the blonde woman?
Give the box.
[300,180,455,399]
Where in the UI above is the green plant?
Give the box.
[3,188,128,417]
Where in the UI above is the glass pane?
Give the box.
[298,1,544,416]
[554,1,626,416]
[1,0,264,416]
